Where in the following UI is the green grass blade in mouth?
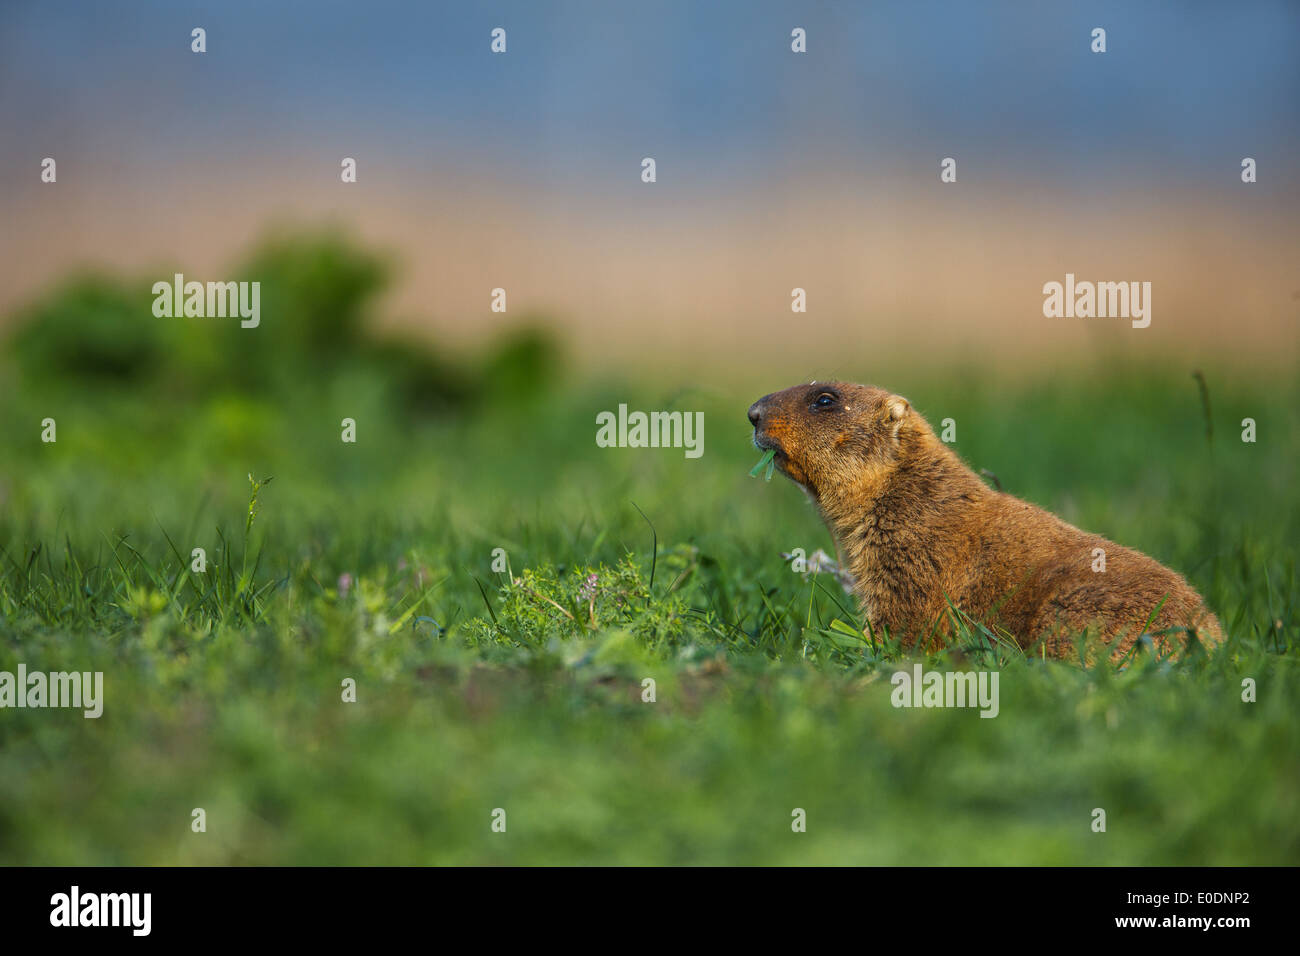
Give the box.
[749,448,776,478]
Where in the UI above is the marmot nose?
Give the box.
[747,401,764,426]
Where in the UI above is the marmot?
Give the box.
[748,382,1222,661]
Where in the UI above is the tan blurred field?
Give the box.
[3,152,1296,375]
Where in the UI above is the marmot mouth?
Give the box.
[752,432,791,468]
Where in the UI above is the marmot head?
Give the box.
[747,382,922,498]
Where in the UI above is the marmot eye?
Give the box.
[813,393,836,408]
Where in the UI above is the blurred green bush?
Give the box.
[4,230,562,416]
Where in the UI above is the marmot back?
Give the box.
[747,381,1222,661]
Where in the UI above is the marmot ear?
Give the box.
[885,395,910,437]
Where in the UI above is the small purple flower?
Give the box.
[338,573,353,598]
[578,572,599,603]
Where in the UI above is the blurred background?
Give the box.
[1,0,1297,372]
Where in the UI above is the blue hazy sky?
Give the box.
[3,0,1297,191]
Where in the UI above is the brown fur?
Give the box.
[748,382,1222,662]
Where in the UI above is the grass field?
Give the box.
[1,239,1297,864]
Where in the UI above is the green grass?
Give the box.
[1,254,1297,864]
